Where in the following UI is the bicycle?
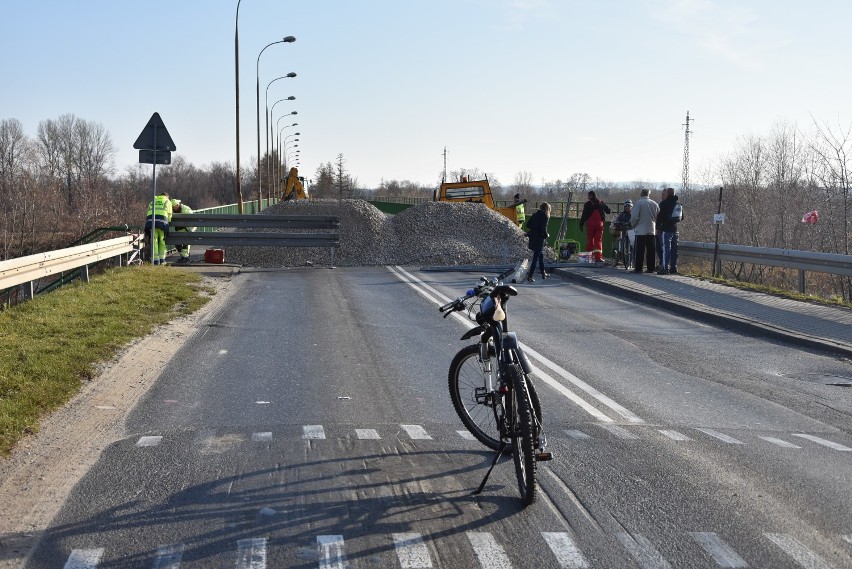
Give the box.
[612,225,634,270]
[438,267,551,506]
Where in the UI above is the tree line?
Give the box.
[2,114,849,299]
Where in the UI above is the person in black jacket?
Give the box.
[525,202,552,282]
[657,188,683,274]
[579,191,611,262]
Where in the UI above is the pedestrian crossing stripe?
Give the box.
[62,531,846,568]
[132,425,851,453]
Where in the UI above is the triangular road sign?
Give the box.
[133,112,177,151]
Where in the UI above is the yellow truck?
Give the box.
[434,177,520,224]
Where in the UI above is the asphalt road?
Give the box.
[26,267,852,568]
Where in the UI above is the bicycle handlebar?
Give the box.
[437,266,517,317]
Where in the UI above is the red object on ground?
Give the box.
[205,249,225,264]
[802,210,819,224]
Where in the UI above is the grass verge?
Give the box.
[0,265,214,457]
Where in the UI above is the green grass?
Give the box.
[685,272,852,309]
[0,265,213,456]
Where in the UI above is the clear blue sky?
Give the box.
[3,0,850,189]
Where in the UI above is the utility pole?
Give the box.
[442,146,447,181]
[681,111,694,202]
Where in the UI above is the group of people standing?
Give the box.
[581,187,682,274]
[145,192,194,265]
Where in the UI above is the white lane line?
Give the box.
[389,265,643,424]
[759,436,801,449]
[764,533,835,569]
[791,434,852,451]
[690,532,749,568]
[392,532,433,568]
[355,429,381,439]
[565,429,591,439]
[842,534,852,545]
[466,532,512,569]
[401,424,433,440]
[530,365,615,423]
[659,429,691,441]
[695,429,744,445]
[303,425,326,440]
[616,532,673,569]
[63,549,104,569]
[236,538,267,569]
[251,432,272,442]
[136,436,163,447]
[152,544,185,569]
[542,532,589,568]
[598,424,639,439]
[457,430,477,441]
[317,535,347,569]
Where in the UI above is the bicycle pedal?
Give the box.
[535,451,553,461]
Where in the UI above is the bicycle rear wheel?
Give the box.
[505,364,537,506]
[448,344,503,450]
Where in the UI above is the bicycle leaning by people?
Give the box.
[438,267,551,506]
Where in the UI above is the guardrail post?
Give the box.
[20,281,34,300]
[81,265,90,283]
[798,270,806,294]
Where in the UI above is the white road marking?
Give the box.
[457,430,477,440]
[392,532,434,568]
[303,425,326,439]
[598,424,639,439]
[565,429,591,439]
[759,436,801,449]
[616,532,673,569]
[690,532,749,567]
[791,434,852,451]
[355,429,381,439]
[235,538,267,569]
[136,436,163,447]
[251,432,272,442]
[659,429,691,441]
[389,265,644,424]
[317,535,347,569]
[695,429,744,444]
[542,532,589,568]
[764,533,835,569]
[466,532,512,568]
[152,544,184,569]
[841,534,852,545]
[401,424,432,440]
[63,549,104,569]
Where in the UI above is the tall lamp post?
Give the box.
[234,0,244,212]
[256,36,295,210]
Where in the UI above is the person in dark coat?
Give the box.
[657,187,683,274]
[525,202,552,282]
[579,191,611,262]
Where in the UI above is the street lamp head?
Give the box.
[283,36,296,43]
[286,72,297,78]
[290,111,298,115]
[287,96,295,100]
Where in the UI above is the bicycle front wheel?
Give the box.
[505,364,537,506]
[448,344,503,450]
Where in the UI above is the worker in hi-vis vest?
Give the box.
[170,199,195,263]
[513,193,528,227]
[146,192,172,265]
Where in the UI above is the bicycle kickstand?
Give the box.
[472,441,508,495]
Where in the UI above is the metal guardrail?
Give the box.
[165,213,341,266]
[679,240,852,293]
[0,235,139,299]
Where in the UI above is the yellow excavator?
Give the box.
[282,167,308,200]
[434,176,519,223]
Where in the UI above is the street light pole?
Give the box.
[234,0,243,213]
[256,36,295,210]
[268,91,296,198]
[277,123,298,195]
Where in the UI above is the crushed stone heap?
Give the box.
[223,199,556,267]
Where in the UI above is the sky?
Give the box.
[2,0,851,190]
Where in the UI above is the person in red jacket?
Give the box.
[579,191,611,263]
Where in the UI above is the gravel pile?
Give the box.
[223,198,556,267]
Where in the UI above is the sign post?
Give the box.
[134,113,176,263]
